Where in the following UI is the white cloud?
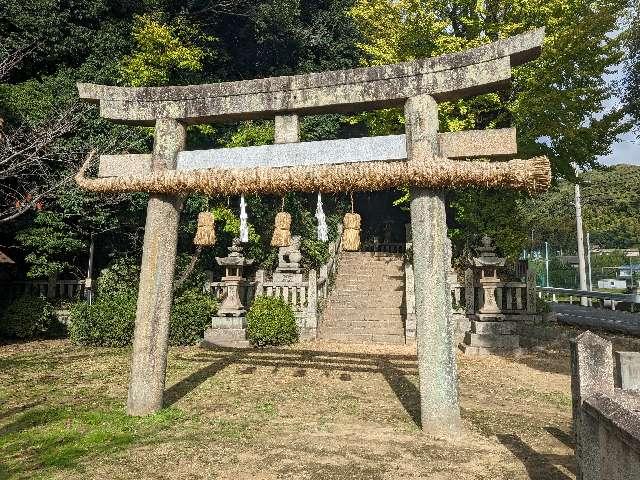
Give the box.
[598,131,640,165]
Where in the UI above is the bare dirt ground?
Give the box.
[3,324,627,480]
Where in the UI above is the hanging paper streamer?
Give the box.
[315,193,328,242]
[239,194,249,243]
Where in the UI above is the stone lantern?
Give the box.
[216,238,254,316]
[474,235,506,319]
[460,235,521,355]
[204,238,254,347]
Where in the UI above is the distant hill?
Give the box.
[519,164,640,250]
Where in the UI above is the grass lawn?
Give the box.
[0,328,602,480]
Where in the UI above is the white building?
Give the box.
[598,278,627,289]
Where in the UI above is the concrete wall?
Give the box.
[571,331,640,480]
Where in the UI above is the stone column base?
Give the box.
[203,316,250,348]
[459,319,522,356]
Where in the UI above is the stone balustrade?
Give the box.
[204,226,342,341]
[467,280,536,319]
[4,279,86,300]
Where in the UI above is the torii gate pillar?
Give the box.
[127,118,185,415]
[406,95,461,434]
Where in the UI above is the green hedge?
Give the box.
[69,290,217,347]
[0,295,61,339]
[246,296,298,347]
[68,294,136,347]
[169,291,217,346]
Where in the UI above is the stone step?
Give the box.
[325,296,404,302]
[318,332,406,345]
[338,265,404,269]
[338,263,404,275]
[338,261,404,266]
[458,344,524,356]
[322,307,406,317]
[319,324,404,336]
[470,320,517,335]
[463,332,520,349]
[317,251,406,345]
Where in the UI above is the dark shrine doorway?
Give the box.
[353,190,409,252]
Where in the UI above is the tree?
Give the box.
[0,48,84,223]
[0,0,360,279]
[349,0,630,256]
[518,164,640,252]
[624,1,640,132]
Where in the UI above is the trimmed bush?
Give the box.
[69,294,136,347]
[0,295,59,339]
[169,290,217,346]
[97,258,140,297]
[69,290,217,347]
[246,296,298,347]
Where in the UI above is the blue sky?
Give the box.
[597,60,639,166]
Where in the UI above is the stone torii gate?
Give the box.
[76,28,549,434]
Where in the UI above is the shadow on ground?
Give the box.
[168,346,422,426]
[497,433,575,480]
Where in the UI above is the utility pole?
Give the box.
[85,233,95,305]
[586,231,593,292]
[575,182,589,306]
[545,241,550,287]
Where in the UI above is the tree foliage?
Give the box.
[120,15,212,87]
[349,0,630,255]
[519,164,640,251]
[624,2,640,132]
[349,0,629,171]
[0,0,635,283]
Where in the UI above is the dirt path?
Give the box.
[1,339,576,479]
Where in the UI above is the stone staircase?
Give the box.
[318,252,406,344]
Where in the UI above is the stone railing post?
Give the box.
[526,268,537,315]
[570,331,614,480]
[127,118,185,416]
[404,260,416,340]
[404,223,416,340]
[306,269,318,338]
[255,269,265,297]
[47,273,58,299]
[406,94,460,434]
[464,268,475,315]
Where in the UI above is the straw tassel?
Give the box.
[194,211,216,246]
[342,212,361,251]
[271,211,292,247]
[239,194,249,243]
[315,193,328,242]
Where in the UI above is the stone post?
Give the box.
[406,94,461,434]
[47,273,58,299]
[255,269,265,297]
[275,115,300,144]
[127,118,186,416]
[464,268,475,315]
[570,331,614,480]
[306,269,318,339]
[526,268,537,315]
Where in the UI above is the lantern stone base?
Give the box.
[459,318,522,356]
[203,316,250,348]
